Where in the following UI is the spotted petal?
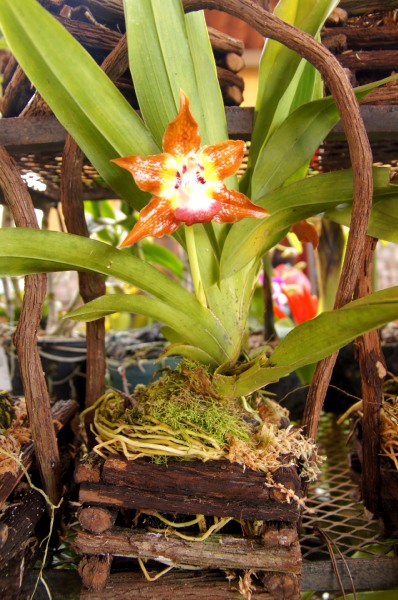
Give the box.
[212,187,269,224]
[120,197,180,247]
[111,154,175,196]
[200,140,245,181]
[162,91,201,157]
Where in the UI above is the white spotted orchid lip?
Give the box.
[112,90,269,247]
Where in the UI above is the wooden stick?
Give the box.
[208,27,244,56]
[0,66,33,117]
[0,146,62,505]
[79,506,119,534]
[216,66,244,91]
[338,0,398,15]
[79,554,113,592]
[60,36,131,414]
[338,49,398,71]
[221,52,246,74]
[75,527,302,572]
[322,26,398,50]
[355,237,386,515]
[79,569,272,599]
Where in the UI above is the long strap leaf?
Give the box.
[67,295,227,365]
[124,0,227,147]
[214,286,398,397]
[221,168,396,278]
[0,229,230,353]
[250,0,339,167]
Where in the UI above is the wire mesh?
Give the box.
[300,412,398,561]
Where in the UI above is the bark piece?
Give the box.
[79,554,113,592]
[355,237,386,516]
[75,453,104,485]
[338,49,398,71]
[79,506,119,534]
[0,488,46,569]
[322,25,398,50]
[338,0,398,15]
[75,527,302,572]
[79,569,273,599]
[208,26,244,55]
[89,457,302,521]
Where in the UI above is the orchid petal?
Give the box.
[291,219,319,249]
[162,90,201,157]
[120,197,180,247]
[284,286,318,324]
[111,154,175,195]
[212,187,269,223]
[201,140,245,181]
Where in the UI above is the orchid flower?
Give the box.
[272,264,318,325]
[112,91,268,247]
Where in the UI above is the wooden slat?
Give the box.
[322,26,398,50]
[338,0,398,15]
[2,105,398,156]
[75,527,302,572]
[78,456,301,521]
[79,479,300,521]
[338,49,398,71]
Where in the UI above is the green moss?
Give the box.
[124,361,252,447]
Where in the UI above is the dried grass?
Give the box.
[0,395,31,476]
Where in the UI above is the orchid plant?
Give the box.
[1,0,398,403]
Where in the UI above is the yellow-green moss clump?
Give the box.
[85,360,322,480]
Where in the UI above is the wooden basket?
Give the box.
[75,455,303,599]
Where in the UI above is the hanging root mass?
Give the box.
[83,361,322,481]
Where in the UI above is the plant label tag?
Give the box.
[0,345,12,391]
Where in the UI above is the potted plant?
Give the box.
[1,0,398,593]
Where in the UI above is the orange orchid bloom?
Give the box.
[112,91,268,247]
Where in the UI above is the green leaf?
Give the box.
[214,286,398,398]
[163,343,217,364]
[141,240,183,279]
[0,0,158,210]
[326,190,398,243]
[251,76,397,202]
[221,168,395,278]
[67,294,220,365]
[184,11,229,146]
[124,0,226,147]
[250,0,340,168]
[0,228,231,359]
